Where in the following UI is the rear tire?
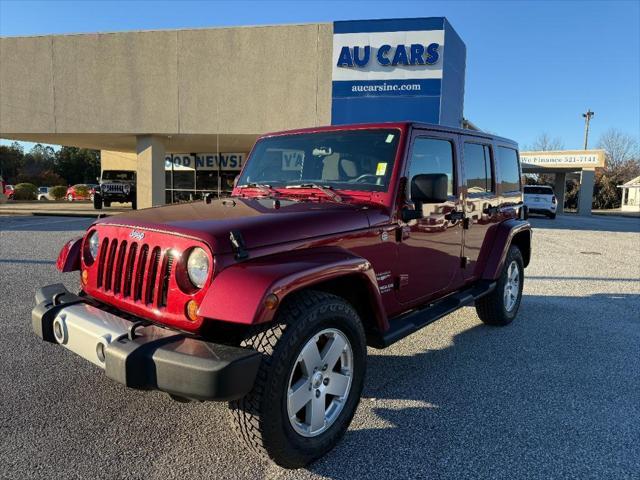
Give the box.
[229,290,366,469]
[131,197,137,210]
[67,194,73,202]
[476,245,524,326]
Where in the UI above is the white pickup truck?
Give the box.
[523,185,557,219]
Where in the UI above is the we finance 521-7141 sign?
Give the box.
[520,150,606,169]
[331,18,466,127]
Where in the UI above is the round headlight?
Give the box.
[187,247,210,288]
[88,231,99,260]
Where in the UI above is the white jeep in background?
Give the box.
[523,185,557,219]
[37,187,54,201]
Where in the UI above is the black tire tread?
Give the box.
[228,290,363,466]
[476,245,523,326]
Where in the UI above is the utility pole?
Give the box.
[582,109,595,149]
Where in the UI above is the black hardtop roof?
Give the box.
[406,122,518,147]
[264,121,519,148]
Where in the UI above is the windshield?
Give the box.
[102,170,135,181]
[524,186,553,195]
[238,129,400,192]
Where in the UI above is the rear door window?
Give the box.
[497,146,521,194]
[463,143,494,195]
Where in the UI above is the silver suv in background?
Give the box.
[523,185,557,219]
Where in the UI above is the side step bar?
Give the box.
[368,281,496,349]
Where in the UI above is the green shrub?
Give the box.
[50,185,68,200]
[13,183,38,200]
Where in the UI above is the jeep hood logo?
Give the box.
[129,230,145,241]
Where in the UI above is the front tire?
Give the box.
[93,193,102,210]
[548,212,556,219]
[229,290,367,469]
[476,245,524,326]
[67,194,73,202]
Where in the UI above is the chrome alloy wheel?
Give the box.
[504,260,520,312]
[287,328,353,438]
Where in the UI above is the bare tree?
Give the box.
[597,128,639,170]
[591,129,640,209]
[526,133,565,152]
[523,133,565,186]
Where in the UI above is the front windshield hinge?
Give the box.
[285,184,342,203]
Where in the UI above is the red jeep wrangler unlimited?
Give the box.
[33,122,531,468]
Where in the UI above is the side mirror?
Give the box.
[402,173,449,222]
[411,173,449,204]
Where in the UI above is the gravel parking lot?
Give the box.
[1,214,639,479]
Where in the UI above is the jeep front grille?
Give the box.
[102,184,127,193]
[95,237,174,308]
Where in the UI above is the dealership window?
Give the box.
[464,143,494,195]
[164,153,245,203]
[196,170,220,191]
[408,137,455,196]
[497,147,521,194]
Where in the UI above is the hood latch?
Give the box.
[229,230,249,260]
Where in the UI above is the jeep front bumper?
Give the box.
[32,284,261,401]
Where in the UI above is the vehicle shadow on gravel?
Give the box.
[306,293,640,479]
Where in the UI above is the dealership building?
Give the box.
[0,17,600,213]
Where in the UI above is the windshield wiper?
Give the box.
[285,183,342,203]
[237,183,280,197]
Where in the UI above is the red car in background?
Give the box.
[3,183,15,199]
[66,184,96,202]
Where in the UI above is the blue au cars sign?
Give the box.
[331,17,466,127]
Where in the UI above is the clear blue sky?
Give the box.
[1,0,638,151]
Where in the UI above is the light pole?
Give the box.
[582,109,595,149]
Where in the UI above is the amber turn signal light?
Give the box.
[185,300,201,321]
[81,269,89,285]
[264,293,279,310]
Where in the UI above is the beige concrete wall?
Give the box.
[52,31,179,134]
[101,150,137,171]
[0,36,56,133]
[1,23,333,141]
[136,135,166,208]
[178,24,332,134]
